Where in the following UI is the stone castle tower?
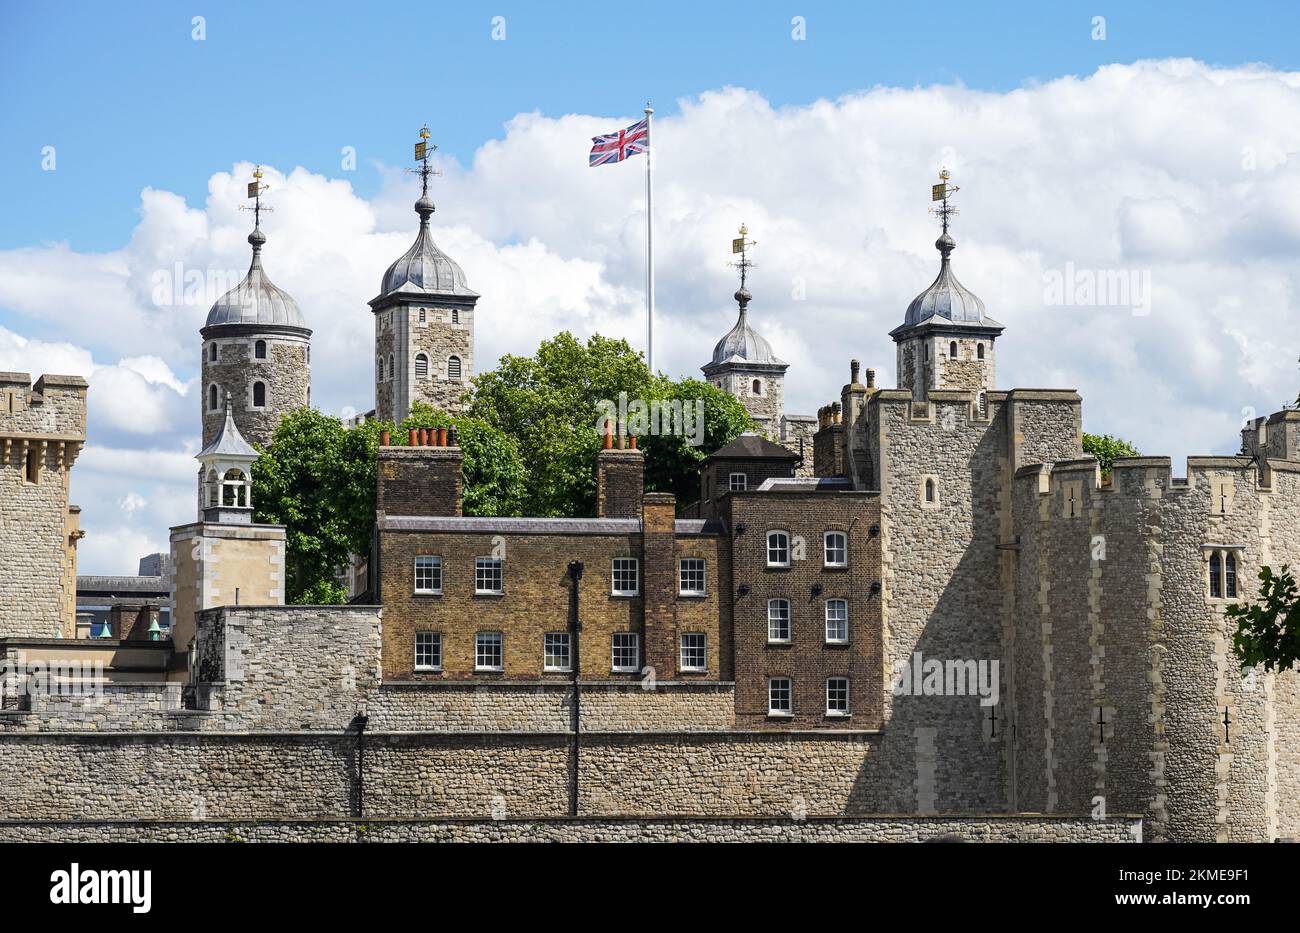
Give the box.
[889,173,1001,404]
[702,226,816,469]
[200,192,311,450]
[370,128,478,424]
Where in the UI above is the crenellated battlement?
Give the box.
[0,372,88,445]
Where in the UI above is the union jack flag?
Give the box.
[589,117,649,166]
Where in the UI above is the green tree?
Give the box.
[469,332,750,515]
[1082,432,1140,476]
[395,404,527,517]
[252,408,374,604]
[1228,565,1300,673]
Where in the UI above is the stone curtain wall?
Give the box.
[0,815,1140,844]
[1011,454,1300,842]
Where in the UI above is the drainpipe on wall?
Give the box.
[566,560,584,817]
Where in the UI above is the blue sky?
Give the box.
[3,1,1299,252]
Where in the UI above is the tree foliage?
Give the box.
[470,332,751,516]
[1228,565,1300,674]
[1082,432,1140,476]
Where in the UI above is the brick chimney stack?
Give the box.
[641,491,678,676]
[377,432,464,517]
[596,434,645,519]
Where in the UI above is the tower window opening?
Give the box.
[252,381,266,408]
[24,449,39,484]
[208,384,218,412]
[752,379,762,396]
[415,353,429,380]
[210,343,218,362]
[452,309,459,324]
[447,355,462,381]
[949,341,958,359]
[388,355,394,381]
[418,308,426,324]
[1225,552,1237,599]
[255,340,267,359]
[977,343,985,360]
[1209,552,1222,598]
[925,478,936,503]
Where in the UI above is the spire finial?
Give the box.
[409,124,442,225]
[239,165,273,252]
[928,167,960,261]
[728,223,757,309]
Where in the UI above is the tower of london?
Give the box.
[0,151,1296,845]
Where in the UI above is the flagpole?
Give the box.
[644,102,654,372]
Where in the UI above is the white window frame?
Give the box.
[767,599,791,643]
[766,530,791,567]
[413,555,443,595]
[729,472,748,491]
[768,678,793,717]
[414,352,430,381]
[475,632,503,671]
[447,355,462,381]
[544,632,572,672]
[825,599,848,644]
[414,631,442,672]
[475,557,503,595]
[823,531,848,567]
[611,633,640,673]
[679,633,707,672]
[679,558,707,596]
[826,677,850,717]
[611,558,640,596]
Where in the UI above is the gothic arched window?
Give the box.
[1209,552,1222,598]
[925,478,936,503]
[1225,552,1237,598]
[415,353,429,381]
[447,355,462,381]
[252,381,266,408]
[255,340,267,359]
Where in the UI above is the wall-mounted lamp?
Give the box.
[737,584,750,597]
[811,582,823,597]
[870,581,882,595]
[869,524,880,538]
[734,522,747,536]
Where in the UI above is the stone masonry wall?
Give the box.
[201,334,309,449]
[0,815,1140,843]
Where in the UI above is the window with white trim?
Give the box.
[679,558,706,596]
[826,677,850,716]
[729,472,747,491]
[768,678,792,716]
[413,555,442,594]
[768,599,791,643]
[414,632,441,671]
[414,353,429,380]
[447,355,462,381]
[475,632,503,671]
[766,530,790,567]
[679,633,707,672]
[824,531,847,567]
[475,557,503,595]
[611,558,639,596]
[544,633,571,672]
[825,599,848,643]
[612,633,639,672]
